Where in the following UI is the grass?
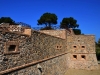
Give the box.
[64,64,100,75]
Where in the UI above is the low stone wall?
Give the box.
[39,29,67,39]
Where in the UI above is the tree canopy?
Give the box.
[60,17,81,35]
[37,12,58,29]
[60,17,79,29]
[0,17,16,24]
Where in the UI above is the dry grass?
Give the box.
[65,64,100,75]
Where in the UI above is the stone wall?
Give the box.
[0,23,31,36]
[0,28,99,75]
[67,35,98,70]
[39,29,74,37]
[0,30,68,75]
[39,29,67,39]
[32,30,67,59]
[67,35,95,53]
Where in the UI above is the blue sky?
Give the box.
[0,0,100,41]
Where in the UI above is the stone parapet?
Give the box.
[39,29,67,39]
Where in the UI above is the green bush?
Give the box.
[96,48,100,60]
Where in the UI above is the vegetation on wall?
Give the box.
[37,12,81,34]
[96,38,100,60]
[60,17,81,35]
[0,17,31,28]
[0,17,16,25]
[60,17,79,29]
[0,13,82,35]
[37,12,58,30]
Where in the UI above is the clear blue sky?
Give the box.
[0,0,100,41]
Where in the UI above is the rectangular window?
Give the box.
[56,45,62,49]
[82,46,85,48]
[8,45,16,51]
[73,46,77,48]
[57,46,59,48]
[4,41,19,54]
[73,55,77,60]
[81,55,86,60]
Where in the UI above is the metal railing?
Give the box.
[32,25,61,31]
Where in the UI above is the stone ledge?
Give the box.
[0,29,30,36]
[33,30,66,40]
[4,51,20,55]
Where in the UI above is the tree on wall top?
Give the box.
[0,17,16,25]
[37,12,58,30]
[60,17,81,35]
[0,17,31,28]
[60,17,79,29]
[98,38,100,47]
[96,38,100,60]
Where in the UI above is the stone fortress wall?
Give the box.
[0,23,98,75]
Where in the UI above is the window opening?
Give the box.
[82,46,85,48]
[81,55,86,60]
[56,45,62,49]
[73,46,77,48]
[73,55,77,59]
[8,45,16,51]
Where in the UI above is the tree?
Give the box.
[60,17,79,29]
[98,38,100,47]
[96,48,100,60]
[37,12,58,29]
[60,17,81,35]
[0,17,16,24]
[96,38,100,60]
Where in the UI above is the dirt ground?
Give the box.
[65,64,100,75]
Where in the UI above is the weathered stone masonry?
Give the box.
[0,23,98,75]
